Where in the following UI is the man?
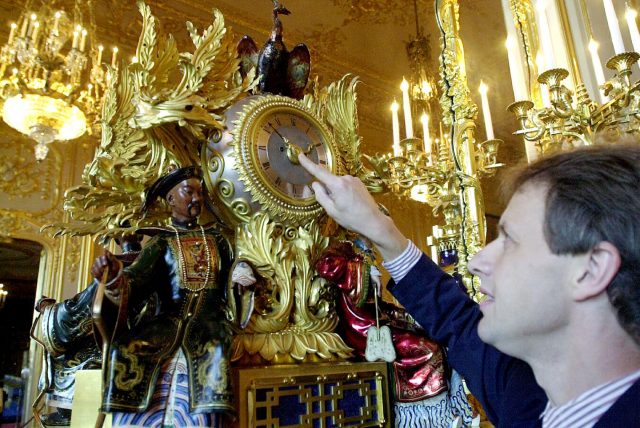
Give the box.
[92,165,255,427]
[298,145,640,427]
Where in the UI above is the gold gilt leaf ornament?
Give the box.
[47,0,255,239]
[230,212,352,364]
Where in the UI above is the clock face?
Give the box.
[232,95,340,224]
[252,109,331,202]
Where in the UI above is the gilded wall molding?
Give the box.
[0,135,64,212]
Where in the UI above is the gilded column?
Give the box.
[436,0,485,296]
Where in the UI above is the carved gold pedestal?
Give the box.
[232,362,392,427]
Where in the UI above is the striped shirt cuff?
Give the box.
[381,240,422,283]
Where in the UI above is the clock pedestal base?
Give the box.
[231,361,392,427]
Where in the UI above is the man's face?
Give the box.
[167,178,203,222]
[468,183,579,358]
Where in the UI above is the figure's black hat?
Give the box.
[142,165,202,212]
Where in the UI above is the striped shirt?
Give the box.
[381,239,422,282]
[541,369,640,428]
[381,240,640,428]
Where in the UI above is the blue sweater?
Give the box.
[388,254,640,427]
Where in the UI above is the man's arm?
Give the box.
[298,154,407,260]
[299,154,547,425]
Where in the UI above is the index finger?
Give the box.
[299,153,337,184]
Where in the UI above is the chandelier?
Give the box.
[364,0,502,291]
[367,2,502,205]
[506,0,640,161]
[0,0,111,160]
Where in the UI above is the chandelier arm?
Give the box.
[614,90,632,110]
[548,87,573,119]
[521,113,547,142]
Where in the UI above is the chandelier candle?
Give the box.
[400,78,413,138]
[626,7,640,54]
[588,39,607,103]
[391,100,401,156]
[505,36,527,101]
[603,0,626,54]
[478,81,494,141]
[421,113,431,157]
[535,1,555,71]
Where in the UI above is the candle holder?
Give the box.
[477,138,504,171]
[369,130,501,208]
[507,0,640,161]
[509,52,640,157]
[605,52,640,79]
[538,68,570,87]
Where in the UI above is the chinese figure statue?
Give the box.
[91,166,256,427]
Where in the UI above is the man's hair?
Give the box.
[509,144,640,343]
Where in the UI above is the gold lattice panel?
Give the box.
[233,362,391,428]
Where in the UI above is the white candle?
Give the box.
[19,16,28,38]
[391,101,401,156]
[524,141,538,163]
[427,236,438,262]
[26,14,37,41]
[97,45,103,63]
[72,31,79,49]
[588,39,608,103]
[536,1,556,70]
[400,78,413,138]
[478,81,495,140]
[536,51,552,107]
[421,113,431,155]
[30,21,39,43]
[111,47,118,68]
[603,0,626,54]
[8,23,16,44]
[53,11,61,34]
[505,36,528,101]
[80,29,87,52]
[626,7,640,53]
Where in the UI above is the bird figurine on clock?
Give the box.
[203,0,339,227]
[236,0,311,100]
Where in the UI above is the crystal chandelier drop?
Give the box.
[0,0,111,160]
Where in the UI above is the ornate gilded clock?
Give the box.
[202,95,341,226]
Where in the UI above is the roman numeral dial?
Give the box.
[252,109,332,202]
[229,95,340,225]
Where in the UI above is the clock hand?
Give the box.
[267,122,315,164]
[268,122,288,144]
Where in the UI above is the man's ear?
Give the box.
[573,241,621,301]
[166,192,174,206]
